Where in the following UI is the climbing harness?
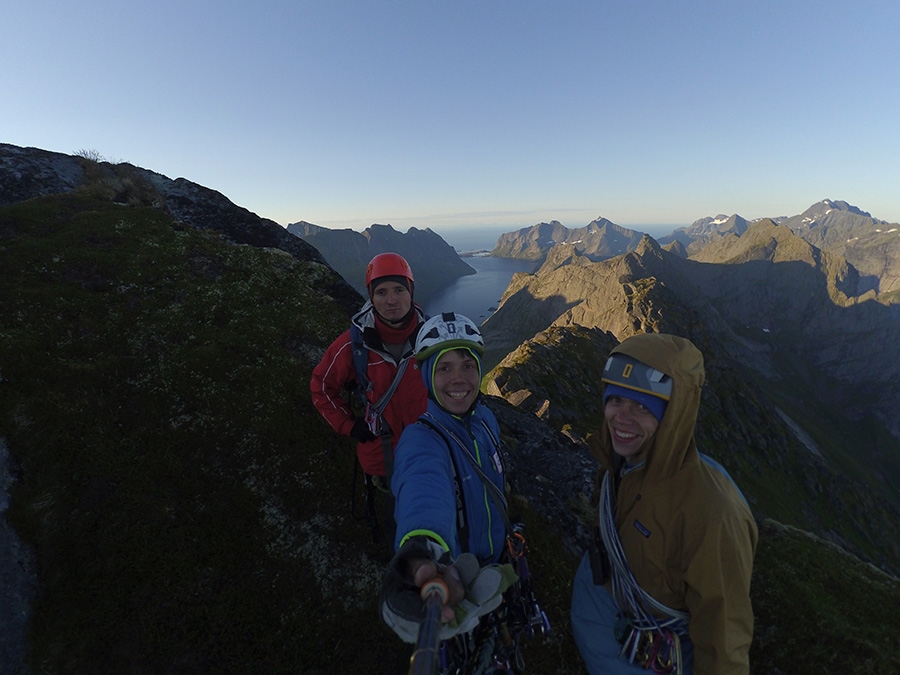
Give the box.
[599,471,689,674]
[433,524,550,675]
[416,414,551,673]
[350,323,410,477]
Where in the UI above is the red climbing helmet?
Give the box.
[365,253,414,291]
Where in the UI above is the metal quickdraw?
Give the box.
[506,525,551,640]
[617,626,683,675]
[434,526,550,674]
[599,471,688,674]
[364,403,383,436]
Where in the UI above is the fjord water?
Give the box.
[424,255,536,325]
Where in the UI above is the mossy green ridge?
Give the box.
[1,194,406,673]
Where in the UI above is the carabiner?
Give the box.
[363,404,381,435]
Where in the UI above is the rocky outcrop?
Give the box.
[287,221,475,305]
[0,143,362,317]
[485,325,618,441]
[492,217,645,263]
[0,438,35,675]
[0,144,86,199]
[482,396,598,557]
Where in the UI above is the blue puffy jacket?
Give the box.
[391,399,507,564]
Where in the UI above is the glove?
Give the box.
[350,417,377,442]
[381,538,518,643]
[445,554,517,638]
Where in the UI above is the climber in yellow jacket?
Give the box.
[571,333,758,674]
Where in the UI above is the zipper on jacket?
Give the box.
[464,416,496,560]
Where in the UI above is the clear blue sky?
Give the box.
[5,1,899,234]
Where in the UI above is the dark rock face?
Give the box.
[482,396,597,557]
[0,438,35,675]
[0,144,87,200]
[287,221,475,306]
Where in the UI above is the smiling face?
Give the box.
[604,394,660,465]
[432,348,480,415]
[370,280,411,324]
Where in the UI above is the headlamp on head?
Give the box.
[601,353,673,400]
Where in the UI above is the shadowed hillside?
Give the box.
[287,220,475,305]
[0,193,413,672]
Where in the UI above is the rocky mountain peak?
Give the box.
[663,238,688,258]
[807,199,876,221]
[685,213,750,237]
[492,218,645,263]
[287,220,475,305]
[587,216,616,229]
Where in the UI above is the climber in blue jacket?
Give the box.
[381,311,512,634]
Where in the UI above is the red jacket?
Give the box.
[310,303,427,476]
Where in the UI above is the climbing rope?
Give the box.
[599,471,688,674]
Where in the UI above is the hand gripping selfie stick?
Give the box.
[408,577,450,675]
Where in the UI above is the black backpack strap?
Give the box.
[349,324,370,396]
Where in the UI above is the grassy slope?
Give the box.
[751,520,900,674]
[2,194,899,673]
[1,195,405,673]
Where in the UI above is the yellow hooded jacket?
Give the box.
[590,333,758,674]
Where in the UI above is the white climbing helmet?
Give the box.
[414,312,484,361]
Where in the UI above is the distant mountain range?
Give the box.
[496,199,900,300]
[492,217,645,261]
[658,213,752,255]
[286,220,474,306]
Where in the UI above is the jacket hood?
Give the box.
[351,300,426,331]
[592,333,705,481]
[351,301,425,354]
